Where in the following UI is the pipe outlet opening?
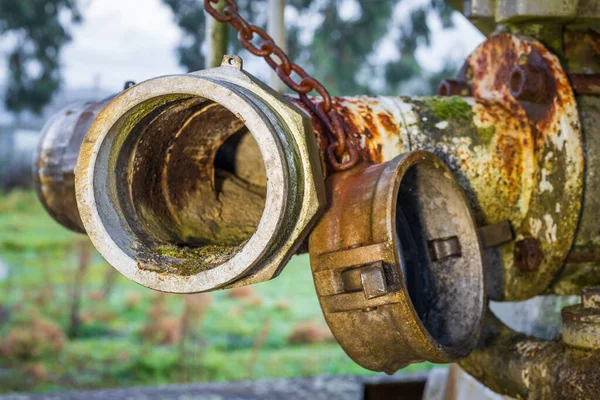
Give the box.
[394,157,484,354]
[121,97,267,275]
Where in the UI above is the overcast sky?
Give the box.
[1,0,484,93]
[61,0,184,90]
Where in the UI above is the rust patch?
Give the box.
[466,34,569,144]
[309,152,485,373]
[378,112,396,133]
[514,238,544,272]
[495,134,521,178]
[292,95,407,168]
[291,34,582,301]
[438,79,472,97]
[569,74,600,95]
[331,98,404,165]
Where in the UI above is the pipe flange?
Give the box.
[461,34,584,300]
[76,56,325,293]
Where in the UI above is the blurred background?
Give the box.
[0,0,483,393]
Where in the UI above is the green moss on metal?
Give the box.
[156,243,242,261]
[418,97,497,147]
[423,97,474,122]
[476,125,496,144]
[136,241,246,276]
[154,242,244,276]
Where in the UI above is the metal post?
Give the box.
[206,0,229,68]
[268,0,286,92]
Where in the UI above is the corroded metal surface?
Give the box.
[461,309,600,400]
[309,151,485,373]
[74,56,325,293]
[40,37,586,301]
[128,97,266,248]
[478,221,514,249]
[34,98,112,233]
[564,29,600,75]
[29,3,600,399]
[548,96,600,294]
[437,79,472,97]
[32,29,596,400]
[452,34,583,300]
[307,34,584,301]
[562,287,600,350]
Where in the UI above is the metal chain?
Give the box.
[204,0,359,171]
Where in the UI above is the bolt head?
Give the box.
[514,238,544,271]
[508,64,550,104]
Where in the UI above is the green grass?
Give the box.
[0,190,432,393]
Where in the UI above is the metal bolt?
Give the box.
[514,238,544,271]
[509,64,550,104]
[478,220,514,249]
[437,79,472,97]
[341,262,388,300]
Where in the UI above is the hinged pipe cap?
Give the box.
[309,151,486,373]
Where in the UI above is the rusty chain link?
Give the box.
[204,0,359,171]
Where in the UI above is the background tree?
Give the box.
[163,0,209,72]
[0,1,82,114]
[163,0,457,95]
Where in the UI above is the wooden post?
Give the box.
[206,0,229,68]
[268,0,286,92]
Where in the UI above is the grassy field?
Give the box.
[0,190,431,393]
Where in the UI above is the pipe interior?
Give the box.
[116,96,267,275]
[395,161,482,350]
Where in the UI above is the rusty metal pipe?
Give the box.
[316,95,600,299]
[28,9,600,396]
[36,39,593,304]
[460,307,600,399]
[302,35,586,302]
[34,98,112,233]
[36,56,325,293]
[313,94,580,301]
[36,40,592,302]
